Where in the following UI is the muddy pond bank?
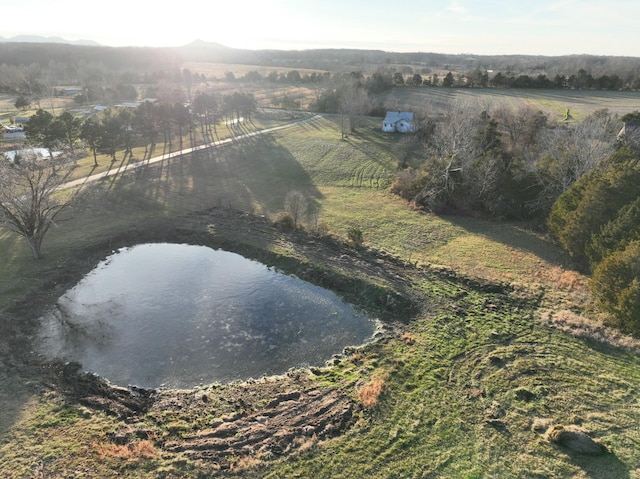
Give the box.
[1,207,528,476]
[1,208,423,466]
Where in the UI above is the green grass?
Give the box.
[1,112,640,478]
[259,280,640,478]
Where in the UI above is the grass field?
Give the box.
[1,103,640,477]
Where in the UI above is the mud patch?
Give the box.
[60,362,155,419]
[164,386,355,470]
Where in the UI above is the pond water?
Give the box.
[37,243,376,389]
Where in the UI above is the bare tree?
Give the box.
[407,101,505,212]
[492,105,548,154]
[284,190,308,228]
[339,79,370,137]
[0,153,77,259]
[527,110,617,211]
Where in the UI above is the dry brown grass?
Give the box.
[350,351,365,364]
[401,332,416,345]
[554,269,586,291]
[528,263,587,291]
[0,96,75,117]
[230,455,262,472]
[93,439,159,460]
[357,377,386,408]
[541,309,640,354]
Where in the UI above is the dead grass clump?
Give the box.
[543,309,640,355]
[530,265,588,292]
[357,377,385,408]
[350,351,365,364]
[401,332,416,345]
[230,455,262,472]
[94,440,158,460]
[531,417,553,434]
[556,270,584,290]
[294,434,318,453]
[273,212,296,231]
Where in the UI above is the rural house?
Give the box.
[382,111,417,133]
[617,121,640,151]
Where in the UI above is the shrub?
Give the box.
[347,226,364,248]
[284,190,308,228]
[587,196,640,266]
[591,240,640,335]
[273,212,296,231]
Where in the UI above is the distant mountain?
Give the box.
[0,35,100,46]
[176,39,255,63]
[183,39,229,50]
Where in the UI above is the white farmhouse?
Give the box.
[382,111,417,133]
[617,121,640,152]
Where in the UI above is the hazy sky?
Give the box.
[3,0,639,56]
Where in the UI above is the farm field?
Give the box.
[183,61,328,80]
[382,87,640,120]
[1,105,640,477]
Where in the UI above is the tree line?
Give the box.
[3,47,640,116]
[548,143,640,335]
[17,91,257,163]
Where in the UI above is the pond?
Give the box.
[37,243,376,389]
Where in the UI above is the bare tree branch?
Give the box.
[0,152,78,259]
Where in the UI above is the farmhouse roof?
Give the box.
[118,101,142,108]
[384,111,414,124]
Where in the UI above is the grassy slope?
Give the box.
[1,115,640,478]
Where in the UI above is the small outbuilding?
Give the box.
[382,111,417,133]
[617,122,640,151]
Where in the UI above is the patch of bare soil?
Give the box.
[163,386,355,470]
[60,362,155,419]
[56,358,357,473]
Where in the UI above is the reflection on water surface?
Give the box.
[38,243,375,388]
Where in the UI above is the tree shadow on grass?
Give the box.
[441,214,580,271]
[0,372,31,435]
[563,449,630,479]
[128,131,324,218]
[0,312,38,435]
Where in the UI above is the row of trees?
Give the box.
[389,68,633,91]
[230,66,636,92]
[19,91,257,164]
